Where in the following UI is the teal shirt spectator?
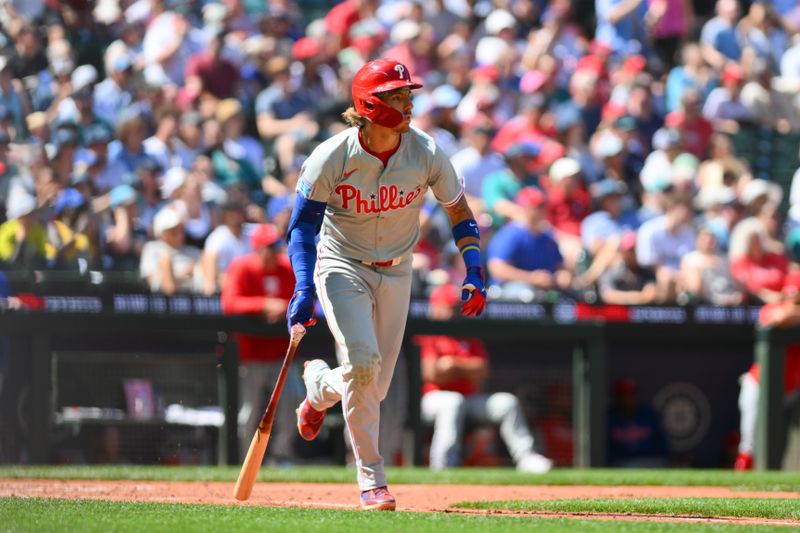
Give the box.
[482,168,539,230]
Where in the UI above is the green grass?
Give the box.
[1,466,799,491]
[454,498,800,520]
[0,498,793,533]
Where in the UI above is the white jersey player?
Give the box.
[286,59,487,510]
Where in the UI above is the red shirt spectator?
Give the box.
[184,49,240,100]
[730,252,788,295]
[221,225,294,362]
[543,157,591,237]
[325,0,362,49]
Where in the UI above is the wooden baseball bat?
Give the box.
[233,323,307,501]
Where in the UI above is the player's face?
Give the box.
[380,88,413,132]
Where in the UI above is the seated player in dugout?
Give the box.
[413,283,553,473]
[285,59,487,511]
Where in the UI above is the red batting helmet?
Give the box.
[352,58,423,128]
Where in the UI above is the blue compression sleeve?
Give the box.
[451,219,482,269]
[287,193,326,291]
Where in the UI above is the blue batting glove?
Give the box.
[287,289,317,331]
[461,267,487,317]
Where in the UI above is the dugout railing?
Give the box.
[0,302,793,470]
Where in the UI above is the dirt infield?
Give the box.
[2,480,800,526]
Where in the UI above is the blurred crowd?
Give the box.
[2,0,800,305]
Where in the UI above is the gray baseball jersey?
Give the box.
[297,126,464,262]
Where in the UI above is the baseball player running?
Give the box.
[286,58,487,511]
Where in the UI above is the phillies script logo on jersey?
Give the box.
[335,184,423,213]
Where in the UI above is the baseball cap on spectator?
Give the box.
[591,178,628,200]
[520,70,546,94]
[475,37,511,67]
[49,128,78,159]
[7,192,36,219]
[549,157,581,183]
[740,179,783,206]
[505,141,541,160]
[429,283,460,308]
[153,207,183,237]
[26,111,47,132]
[71,64,97,96]
[292,37,321,60]
[652,128,682,150]
[695,185,737,210]
[111,54,133,73]
[516,186,546,208]
[594,132,624,158]
[54,188,86,214]
[160,167,188,197]
[73,148,99,168]
[202,2,228,26]
[672,153,699,183]
[601,102,626,122]
[622,55,647,75]
[620,231,637,252]
[84,124,112,146]
[110,184,137,208]
[485,9,516,35]
[538,141,566,168]
[136,155,163,175]
[391,20,421,43]
[431,85,461,109]
[588,39,613,56]
[555,105,581,133]
[721,63,744,85]
[94,0,121,24]
[216,98,242,123]
[250,223,281,249]
[613,115,637,132]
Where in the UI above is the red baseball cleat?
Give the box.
[360,486,396,511]
[296,399,326,441]
[734,452,753,471]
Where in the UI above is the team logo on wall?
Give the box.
[653,382,711,453]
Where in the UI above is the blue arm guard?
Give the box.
[287,193,326,291]
[451,219,482,269]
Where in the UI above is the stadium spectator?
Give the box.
[182,29,240,105]
[199,200,250,296]
[414,283,553,473]
[543,156,591,269]
[220,223,301,463]
[700,0,743,71]
[702,63,750,134]
[0,192,46,268]
[487,187,572,301]
[679,225,742,305]
[255,56,318,177]
[45,187,96,270]
[598,231,658,305]
[635,195,696,302]
[450,114,505,205]
[481,141,541,229]
[139,206,200,295]
[665,42,715,114]
[729,217,789,303]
